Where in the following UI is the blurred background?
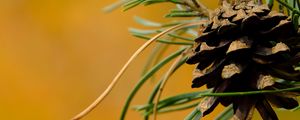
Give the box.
[0,0,299,120]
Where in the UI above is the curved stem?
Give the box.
[120,47,187,120]
[152,49,188,120]
[71,21,205,120]
[119,21,207,120]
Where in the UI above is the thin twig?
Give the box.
[152,49,189,120]
[71,21,206,120]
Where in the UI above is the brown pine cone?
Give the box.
[186,1,300,119]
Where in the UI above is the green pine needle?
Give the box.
[184,107,202,120]
[123,0,144,11]
[157,102,198,114]
[292,105,300,111]
[215,105,234,120]
[165,12,201,17]
[132,33,194,45]
[120,47,187,120]
[143,56,188,120]
[129,28,159,35]
[276,0,300,15]
[134,16,162,27]
[266,0,274,8]
[144,0,168,5]
[144,0,183,6]
[103,0,129,13]
[167,33,194,41]
[136,89,210,111]
[141,43,166,76]
[199,87,300,97]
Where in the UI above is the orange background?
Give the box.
[0,0,299,120]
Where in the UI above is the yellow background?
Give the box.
[0,0,299,120]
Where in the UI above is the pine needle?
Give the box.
[120,47,186,120]
[103,0,129,13]
[71,21,206,120]
[152,48,189,120]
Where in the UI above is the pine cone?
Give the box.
[186,1,300,119]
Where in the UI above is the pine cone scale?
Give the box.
[187,1,300,119]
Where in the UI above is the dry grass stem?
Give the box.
[71,21,206,120]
